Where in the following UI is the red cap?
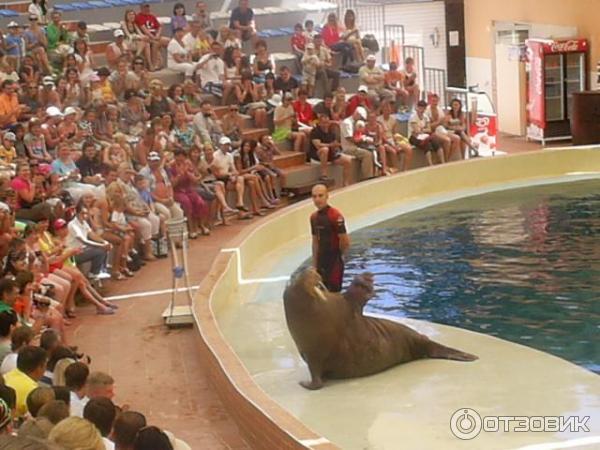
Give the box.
[53,219,67,230]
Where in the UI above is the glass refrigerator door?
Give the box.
[565,52,585,119]
[545,54,564,121]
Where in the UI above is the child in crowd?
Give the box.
[291,23,306,59]
[0,132,17,176]
[301,43,319,97]
[134,174,167,238]
[353,120,381,169]
[108,196,135,273]
[303,20,316,43]
[5,23,25,72]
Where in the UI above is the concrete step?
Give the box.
[241,127,269,141]
[273,150,305,169]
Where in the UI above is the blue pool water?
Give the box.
[343,179,600,373]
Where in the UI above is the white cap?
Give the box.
[3,132,16,141]
[114,29,125,38]
[63,107,77,116]
[42,76,55,86]
[7,21,19,28]
[358,85,368,93]
[366,54,376,61]
[46,106,63,118]
[219,136,231,145]
[267,93,282,107]
[355,106,367,120]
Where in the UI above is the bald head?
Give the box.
[311,184,329,210]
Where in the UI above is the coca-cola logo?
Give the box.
[534,56,543,96]
[549,40,581,53]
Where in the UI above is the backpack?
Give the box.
[362,34,380,53]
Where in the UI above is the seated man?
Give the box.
[4,346,47,418]
[46,11,70,67]
[66,204,112,281]
[167,27,198,80]
[313,34,340,93]
[409,100,443,166]
[426,93,460,161]
[345,85,373,118]
[196,41,225,96]
[51,144,104,202]
[358,55,394,105]
[340,106,374,181]
[210,137,251,220]
[0,80,28,129]
[229,0,256,42]
[384,61,408,109]
[273,66,299,97]
[309,114,352,186]
[402,57,420,109]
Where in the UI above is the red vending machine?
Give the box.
[526,38,588,145]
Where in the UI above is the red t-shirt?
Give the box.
[290,33,306,51]
[135,12,160,34]
[345,95,373,118]
[293,100,314,124]
[321,25,340,48]
[9,176,31,210]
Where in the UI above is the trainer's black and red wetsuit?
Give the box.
[310,205,347,292]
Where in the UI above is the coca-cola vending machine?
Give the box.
[526,38,588,145]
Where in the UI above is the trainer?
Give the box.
[310,184,349,292]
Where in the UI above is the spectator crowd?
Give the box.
[0,0,482,447]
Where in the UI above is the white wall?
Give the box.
[466,56,493,95]
[384,0,447,71]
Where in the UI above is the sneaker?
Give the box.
[93,272,112,280]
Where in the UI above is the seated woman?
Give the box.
[341,10,365,63]
[122,9,152,69]
[237,139,279,207]
[170,110,201,153]
[168,149,210,237]
[445,98,479,158]
[235,70,268,128]
[38,217,116,315]
[222,46,242,105]
[188,145,235,226]
[252,40,274,82]
[13,270,68,343]
[10,162,56,223]
[81,193,133,280]
[321,13,354,66]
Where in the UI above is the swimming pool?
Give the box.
[344,179,600,373]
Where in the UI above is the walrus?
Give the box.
[283,267,478,390]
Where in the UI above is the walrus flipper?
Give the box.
[426,340,478,362]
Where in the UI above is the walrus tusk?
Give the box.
[313,284,327,302]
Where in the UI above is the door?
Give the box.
[565,52,585,119]
[544,54,564,121]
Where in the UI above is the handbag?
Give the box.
[361,34,380,53]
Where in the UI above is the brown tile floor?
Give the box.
[67,135,557,448]
[68,219,254,449]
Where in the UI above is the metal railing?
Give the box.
[424,68,447,106]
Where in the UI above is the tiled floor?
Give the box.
[67,135,556,448]
[69,220,254,449]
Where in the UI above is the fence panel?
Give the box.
[423,67,447,106]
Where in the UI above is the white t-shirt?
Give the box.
[409,111,430,137]
[66,218,95,249]
[425,105,446,125]
[182,33,199,53]
[70,392,89,418]
[197,54,225,87]
[167,38,188,68]
[211,149,235,176]
[0,352,17,375]
[340,117,355,150]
